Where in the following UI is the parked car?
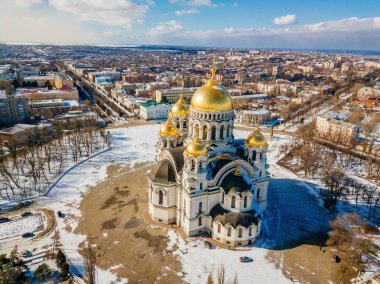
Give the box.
[22,232,34,238]
[22,250,32,258]
[21,212,33,218]
[57,211,65,218]
[0,217,10,223]
[240,256,254,263]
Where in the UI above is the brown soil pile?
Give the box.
[75,162,182,284]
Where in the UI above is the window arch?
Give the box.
[176,117,180,128]
[227,227,232,237]
[195,124,199,138]
[222,191,224,203]
[231,196,236,208]
[199,202,202,213]
[220,125,224,139]
[257,188,260,199]
[191,160,195,171]
[183,119,187,128]
[198,217,202,226]
[252,150,257,161]
[211,125,216,140]
[217,223,221,233]
[158,190,164,205]
[249,226,252,236]
[227,124,230,137]
[203,125,208,140]
[238,228,243,238]
[244,196,248,208]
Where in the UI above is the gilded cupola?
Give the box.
[246,126,268,148]
[190,63,233,111]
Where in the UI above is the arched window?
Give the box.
[238,228,243,238]
[203,125,208,140]
[249,226,252,236]
[259,171,262,177]
[217,223,221,233]
[199,202,202,213]
[257,188,260,199]
[163,139,167,148]
[191,160,195,171]
[222,192,224,203]
[227,227,232,237]
[252,150,256,161]
[195,124,199,138]
[183,119,187,128]
[200,182,203,189]
[260,153,264,160]
[198,217,202,226]
[244,196,248,208]
[158,190,164,205]
[231,196,236,208]
[220,125,224,139]
[227,124,230,137]
[211,125,216,140]
[176,117,180,128]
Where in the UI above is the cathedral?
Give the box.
[147,65,270,246]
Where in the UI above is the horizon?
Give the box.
[1,0,380,50]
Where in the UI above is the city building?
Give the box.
[147,67,270,246]
[17,87,79,101]
[0,123,54,144]
[316,113,361,145]
[54,74,74,89]
[155,88,197,103]
[139,101,172,120]
[0,91,30,127]
[235,109,272,126]
[358,86,380,100]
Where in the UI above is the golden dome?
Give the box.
[185,138,208,157]
[159,119,178,137]
[171,95,189,116]
[190,66,232,111]
[246,127,268,148]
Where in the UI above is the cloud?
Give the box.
[148,20,183,36]
[170,0,220,7]
[175,9,200,16]
[143,17,380,50]
[11,0,42,8]
[273,14,297,25]
[48,0,151,29]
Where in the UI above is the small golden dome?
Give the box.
[171,95,189,116]
[159,119,178,137]
[190,66,232,111]
[185,138,208,157]
[246,127,268,148]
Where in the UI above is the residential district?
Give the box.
[0,44,379,284]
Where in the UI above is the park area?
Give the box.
[0,124,378,283]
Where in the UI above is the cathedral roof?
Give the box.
[208,153,235,178]
[220,171,251,194]
[210,204,261,228]
[148,159,176,184]
[190,65,233,111]
[167,146,185,173]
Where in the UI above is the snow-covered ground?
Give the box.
[1,124,337,283]
[0,214,43,240]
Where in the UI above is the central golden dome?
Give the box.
[171,95,189,116]
[185,138,208,157]
[246,127,268,148]
[190,67,232,111]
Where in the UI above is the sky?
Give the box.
[1,0,380,50]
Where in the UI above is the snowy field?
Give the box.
[18,124,335,284]
[0,214,43,240]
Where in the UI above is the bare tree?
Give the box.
[82,242,96,284]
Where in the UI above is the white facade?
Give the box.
[139,102,172,120]
[147,73,270,247]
